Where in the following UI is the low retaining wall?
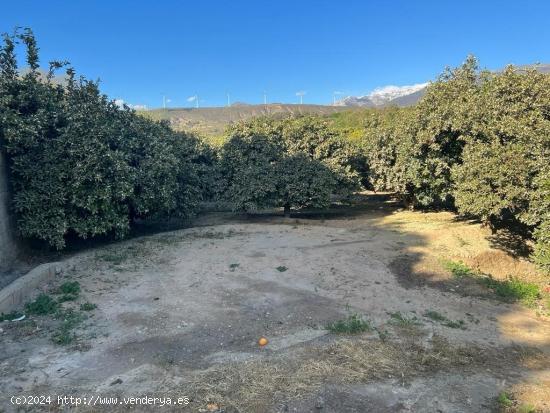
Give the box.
[0,262,63,314]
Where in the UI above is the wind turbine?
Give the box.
[187,95,199,108]
[227,93,231,107]
[296,91,306,105]
[263,90,267,105]
[162,95,171,109]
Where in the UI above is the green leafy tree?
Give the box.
[219,133,283,212]
[219,132,337,216]
[275,153,335,217]
[226,115,362,195]
[452,66,550,232]
[0,29,211,248]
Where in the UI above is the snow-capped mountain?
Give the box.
[335,82,429,107]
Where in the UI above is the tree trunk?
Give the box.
[283,204,291,218]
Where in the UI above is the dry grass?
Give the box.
[185,335,485,412]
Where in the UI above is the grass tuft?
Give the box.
[442,260,542,308]
[80,302,97,311]
[276,266,288,272]
[388,311,422,327]
[443,260,477,278]
[327,313,372,334]
[482,277,540,307]
[497,391,514,408]
[25,294,58,315]
[423,310,466,329]
[56,281,81,296]
[52,309,87,345]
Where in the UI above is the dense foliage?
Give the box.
[219,121,339,215]
[1,29,549,273]
[359,57,550,273]
[224,116,364,194]
[0,29,213,248]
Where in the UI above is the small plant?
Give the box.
[443,260,477,279]
[423,310,446,322]
[25,294,58,315]
[388,311,422,327]
[327,313,372,334]
[276,266,288,272]
[56,281,81,296]
[57,294,78,303]
[80,302,97,311]
[52,329,77,345]
[423,310,466,329]
[229,263,239,271]
[497,391,513,408]
[482,277,540,307]
[0,311,24,322]
[52,309,86,345]
[442,259,542,308]
[442,319,466,329]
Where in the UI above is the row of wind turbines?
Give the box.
[161,91,346,109]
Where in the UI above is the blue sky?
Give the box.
[2,0,550,108]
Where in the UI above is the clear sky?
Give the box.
[2,0,550,108]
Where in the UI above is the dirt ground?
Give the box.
[1,194,550,412]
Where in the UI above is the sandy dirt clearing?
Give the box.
[1,198,549,412]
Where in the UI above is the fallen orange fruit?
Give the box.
[258,337,268,347]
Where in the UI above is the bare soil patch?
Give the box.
[1,195,549,412]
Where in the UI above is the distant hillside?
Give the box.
[139,63,550,139]
[140,104,355,137]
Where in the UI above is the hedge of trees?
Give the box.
[0,29,216,248]
[219,116,363,215]
[1,30,548,274]
[360,57,550,273]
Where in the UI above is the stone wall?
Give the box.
[0,150,17,271]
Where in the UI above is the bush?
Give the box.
[219,133,282,211]
[219,132,337,215]
[25,294,58,315]
[225,116,362,195]
[0,29,212,248]
[360,56,550,273]
[275,153,336,216]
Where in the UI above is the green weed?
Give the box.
[482,277,540,307]
[327,313,372,334]
[80,302,97,311]
[52,309,86,345]
[56,281,81,295]
[276,266,288,272]
[0,311,24,322]
[423,310,446,322]
[443,260,477,278]
[423,310,466,329]
[57,293,78,302]
[388,311,422,327]
[25,294,58,315]
[442,260,542,308]
[497,391,514,408]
